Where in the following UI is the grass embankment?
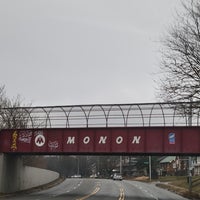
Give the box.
[157,176,200,199]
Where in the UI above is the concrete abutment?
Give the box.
[0,154,59,193]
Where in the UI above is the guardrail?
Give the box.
[0,102,199,129]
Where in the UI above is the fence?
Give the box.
[0,102,199,129]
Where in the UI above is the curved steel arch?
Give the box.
[59,106,70,128]
[87,105,107,127]
[65,106,75,128]
[47,106,68,128]
[23,108,34,128]
[1,102,200,129]
[106,104,126,127]
[148,103,166,126]
[67,105,88,128]
[126,104,144,127]
[43,107,52,128]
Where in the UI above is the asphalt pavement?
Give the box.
[0,178,189,200]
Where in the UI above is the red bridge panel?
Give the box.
[79,129,95,152]
[0,130,12,153]
[146,128,164,153]
[32,130,47,153]
[111,129,128,153]
[17,130,33,152]
[182,128,200,153]
[128,128,145,153]
[164,128,181,154]
[95,129,111,153]
[47,129,63,152]
[0,127,200,155]
[63,129,78,153]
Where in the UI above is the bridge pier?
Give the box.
[0,154,23,193]
[0,154,60,194]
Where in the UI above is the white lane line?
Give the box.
[63,180,83,194]
[133,183,158,200]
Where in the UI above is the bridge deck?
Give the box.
[1,102,200,154]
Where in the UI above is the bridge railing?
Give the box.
[0,102,199,129]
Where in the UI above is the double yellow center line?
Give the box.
[76,184,125,200]
[76,186,100,200]
[119,187,125,200]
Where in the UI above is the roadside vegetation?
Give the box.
[156,176,200,199]
[158,0,200,103]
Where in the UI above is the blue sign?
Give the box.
[168,133,175,144]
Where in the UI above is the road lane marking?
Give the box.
[76,187,100,200]
[65,180,83,194]
[119,187,125,200]
[133,183,158,200]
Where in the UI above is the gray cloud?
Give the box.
[0,0,181,106]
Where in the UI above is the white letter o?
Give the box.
[83,136,90,144]
[116,136,123,144]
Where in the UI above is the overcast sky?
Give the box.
[0,0,182,106]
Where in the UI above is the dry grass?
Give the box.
[133,176,149,181]
[157,176,200,199]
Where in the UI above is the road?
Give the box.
[1,178,188,200]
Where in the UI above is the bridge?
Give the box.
[0,102,200,155]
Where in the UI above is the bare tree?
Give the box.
[0,85,31,129]
[158,0,200,103]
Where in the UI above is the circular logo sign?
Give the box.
[35,135,45,147]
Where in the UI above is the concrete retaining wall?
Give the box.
[0,154,3,192]
[19,166,59,190]
[0,154,59,193]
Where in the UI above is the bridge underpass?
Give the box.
[0,102,200,193]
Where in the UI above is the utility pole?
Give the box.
[120,156,122,175]
[149,156,152,181]
[188,99,193,193]
[188,157,192,193]
[77,156,80,175]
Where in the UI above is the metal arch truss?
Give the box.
[1,102,200,129]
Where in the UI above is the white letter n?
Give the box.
[99,136,107,144]
[132,136,141,144]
